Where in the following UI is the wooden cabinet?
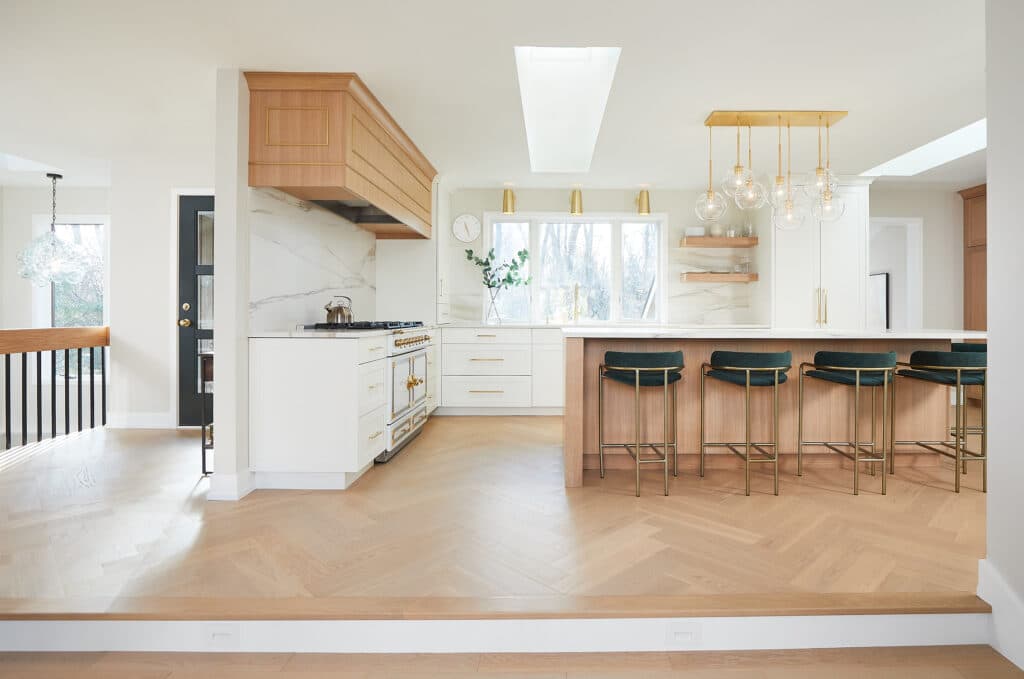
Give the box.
[960,184,987,331]
[245,72,437,239]
[773,183,870,329]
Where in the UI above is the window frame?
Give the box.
[481,211,668,325]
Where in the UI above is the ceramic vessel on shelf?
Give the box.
[708,222,726,237]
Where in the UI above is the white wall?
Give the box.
[981,0,1024,669]
[248,188,376,332]
[446,188,772,326]
[868,222,910,329]
[869,187,964,329]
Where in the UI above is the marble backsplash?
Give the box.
[249,188,376,332]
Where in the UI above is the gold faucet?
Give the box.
[572,283,581,322]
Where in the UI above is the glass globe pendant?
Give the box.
[720,121,753,197]
[695,126,729,222]
[772,121,806,231]
[734,126,767,210]
[803,114,838,198]
[17,173,84,287]
[810,118,845,221]
[768,116,788,208]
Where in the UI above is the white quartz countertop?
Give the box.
[560,326,987,341]
[250,325,436,339]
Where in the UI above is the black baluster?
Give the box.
[77,348,82,432]
[36,351,42,442]
[64,348,69,435]
[100,346,106,426]
[3,354,9,450]
[51,351,56,438]
[89,347,95,429]
[21,353,27,446]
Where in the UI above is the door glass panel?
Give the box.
[197,275,214,329]
[621,222,659,321]
[197,211,214,265]
[195,339,214,394]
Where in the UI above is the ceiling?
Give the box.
[0,0,986,190]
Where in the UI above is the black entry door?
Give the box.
[178,195,214,426]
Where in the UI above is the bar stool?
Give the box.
[894,350,987,493]
[599,350,683,497]
[798,351,896,495]
[951,342,986,353]
[700,351,791,496]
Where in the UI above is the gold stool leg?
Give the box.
[635,373,641,498]
[961,383,969,477]
[598,372,605,479]
[773,373,780,496]
[870,388,877,477]
[889,373,897,475]
[798,368,804,477]
[982,380,987,493]
[854,377,860,496]
[744,374,751,497]
[700,369,706,479]
[882,372,888,495]
[663,374,669,496]
[955,382,962,494]
[672,381,678,477]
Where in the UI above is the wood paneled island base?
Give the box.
[562,329,985,488]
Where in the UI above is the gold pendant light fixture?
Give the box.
[695,126,729,222]
[771,121,806,231]
[734,126,767,210]
[805,113,838,199]
[721,117,753,197]
[769,115,787,208]
[810,117,846,222]
[502,186,516,215]
[569,187,583,216]
[636,187,651,215]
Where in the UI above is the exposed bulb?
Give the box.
[721,164,753,197]
[802,167,838,198]
[812,188,846,222]
[772,198,805,231]
[768,176,787,208]
[734,177,767,210]
[695,189,729,222]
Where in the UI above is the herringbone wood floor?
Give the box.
[0,416,986,618]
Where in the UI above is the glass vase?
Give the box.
[485,288,502,325]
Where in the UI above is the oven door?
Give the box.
[390,353,413,422]
[410,349,427,408]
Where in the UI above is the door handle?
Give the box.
[178,318,192,327]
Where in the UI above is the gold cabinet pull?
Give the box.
[815,288,821,325]
[476,333,497,338]
[823,289,829,325]
[469,389,504,394]
[369,430,382,440]
[470,358,504,362]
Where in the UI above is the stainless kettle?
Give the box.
[325,295,353,324]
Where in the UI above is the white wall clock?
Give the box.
[452,214,481,243]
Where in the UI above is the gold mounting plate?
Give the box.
[704,110,848,127]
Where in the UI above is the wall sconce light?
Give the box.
[636,188,651,215]
[501,187,516,215]
[569,188,583,216]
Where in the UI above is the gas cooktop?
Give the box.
[306,321,424,330]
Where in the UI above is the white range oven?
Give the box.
[379,328,433,461]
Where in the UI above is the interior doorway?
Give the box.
[177,195,214,426]
[868,218,924,331]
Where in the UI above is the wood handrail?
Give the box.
[0,327,110,355]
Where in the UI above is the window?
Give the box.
[484,214,664,324]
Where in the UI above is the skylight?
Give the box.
[861,119,987,177]
[514,46,621,173]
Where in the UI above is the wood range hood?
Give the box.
[244,72,437,239]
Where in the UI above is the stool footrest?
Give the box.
[896,440,987,461]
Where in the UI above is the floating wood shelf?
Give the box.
[681,236,759,248]
[681,272,759,283]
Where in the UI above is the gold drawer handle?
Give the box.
[368,345,384,351]
[470,358,504,362]
[469,389,504,394]
[476,333,497,338]
[368,430,382,440]
[367,383,379,390]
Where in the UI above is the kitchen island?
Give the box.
[561,327,986,487]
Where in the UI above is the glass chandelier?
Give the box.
[695,126,729,222]
[17,173,88,287]
[810,116,846,222]
[771,122,806,231]
[734,126,767,210]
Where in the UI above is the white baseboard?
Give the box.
[0,613,989,653]
[434,407,563,417]
[252,465,370,490]
[978,558,1024,669]
[207,471,254,501]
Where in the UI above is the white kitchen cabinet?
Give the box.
[531,344,565,407]
[425,342,439,413]
[249,337,385,488]
[773,181,871,329]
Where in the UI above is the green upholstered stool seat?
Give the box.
[604,369,683,387]
[704,351,791,387]
[898,350,986,386]
[805,351,896,387]
[604,350,683,386]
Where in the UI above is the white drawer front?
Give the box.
[357,334,389,364]
[358,361,386,415]
[442,343,531,376]
[442,327,532,344]
[358,405,386,468]
[441,376,532,408]
[532,328,564,345]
